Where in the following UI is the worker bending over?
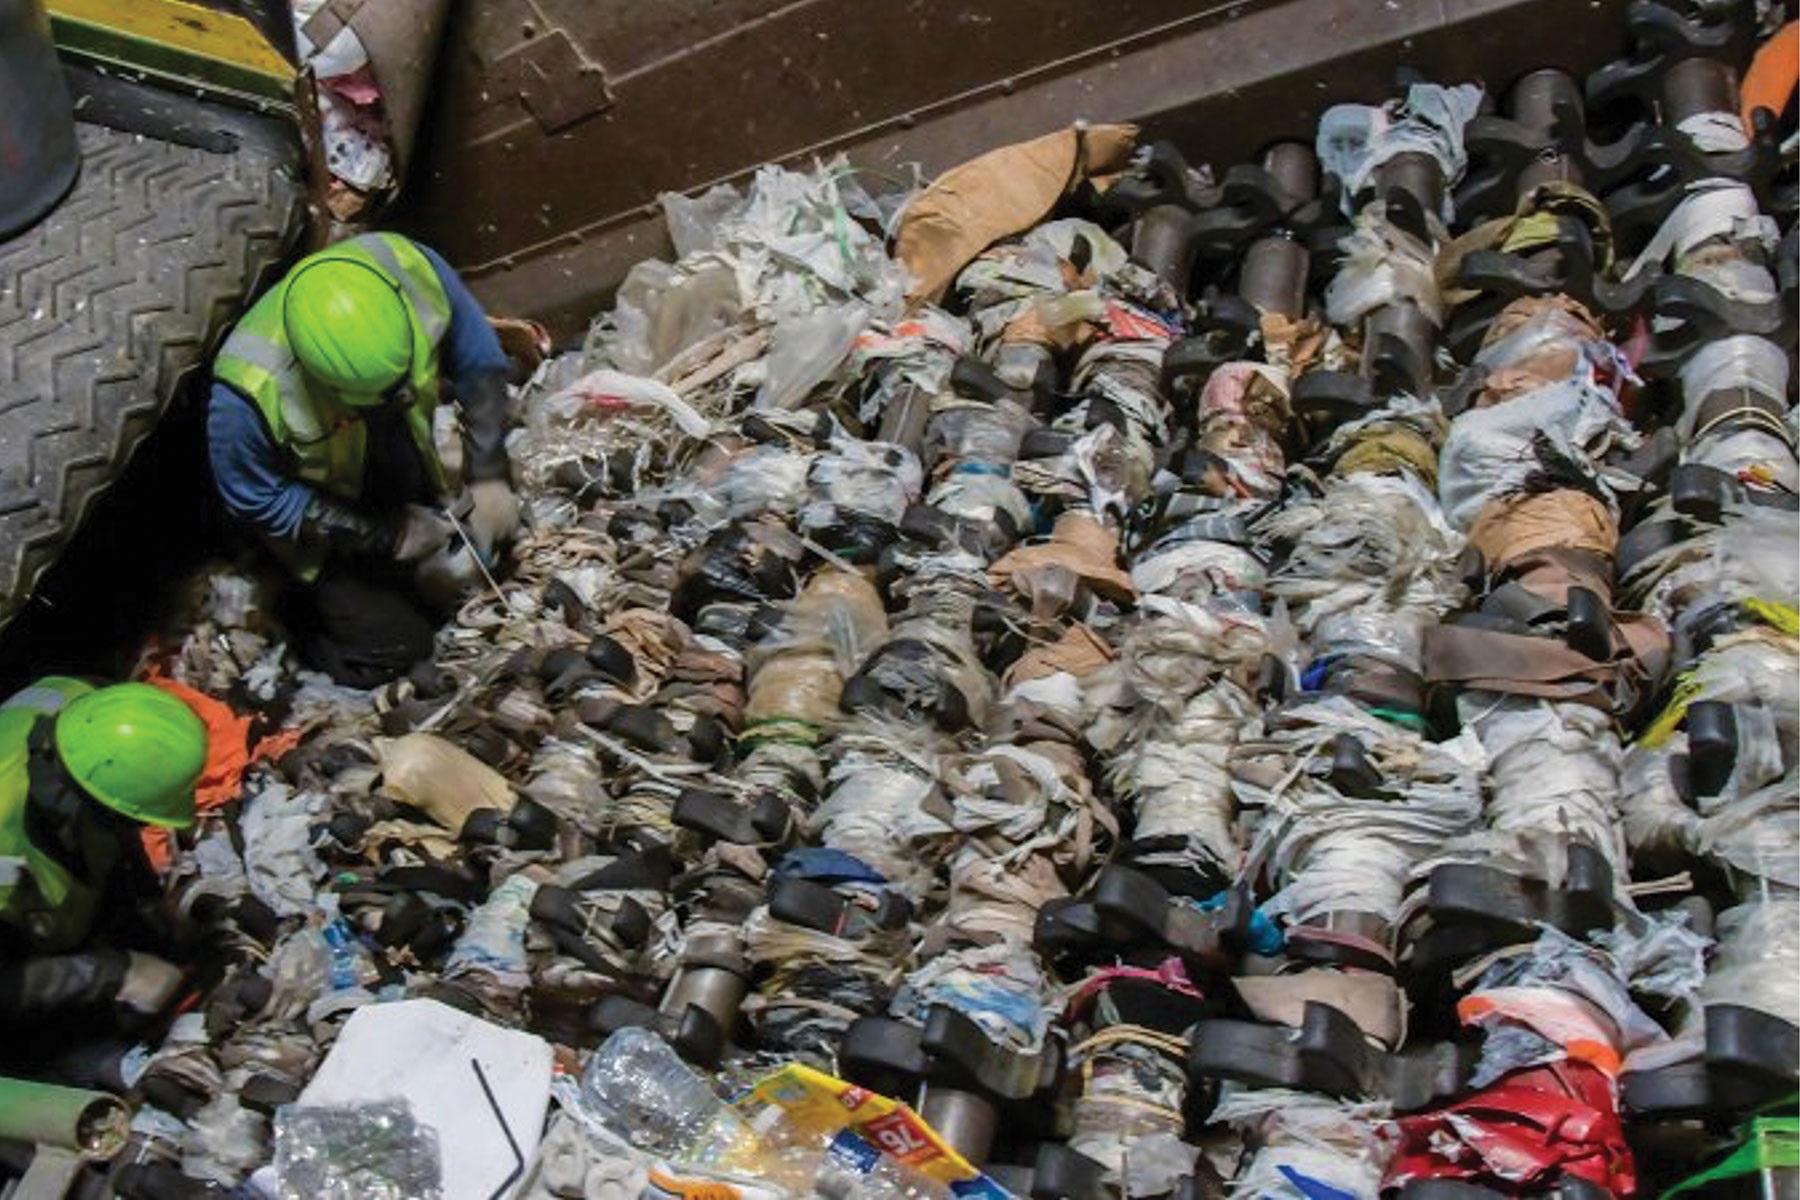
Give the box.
[0,679,203,1044]
[208,233,520,688]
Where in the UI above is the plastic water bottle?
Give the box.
[321,918,365,991]
[577,1027,757,1167]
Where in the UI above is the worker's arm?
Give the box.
[206,384,313,540]
[0,951,182,1021]
[206,385,392,556]
[417,243,512,484]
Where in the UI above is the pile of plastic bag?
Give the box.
[39,4,1800,1197]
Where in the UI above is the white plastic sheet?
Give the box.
[297,999,554,1200]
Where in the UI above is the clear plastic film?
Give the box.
[1129,536,1268,604]
[1069,340,1174,446]
[808,720,953,895]
[799,439,924,531]
[512,368,720,495]
[1472,298,1606,376]
[1438,375,1638,530]
[1031,420,1159,523]
[925,468,1033,530]
[692,443,817,522]
[1468,925,1668,1054]
[1622,507,1800,622]
[1080,600,1267,874]
[744,651,850,728]
[1213,1092,1392,1200]
[756,303,871,411]
[738,739,827,805]
[600,256,742,378]
[1694,768,1800,889]
[523,740,611,835]
[854,559,997,729]
[1677,111,1751,152]
[1694,702,1790,808]
[892,940,1053,1053]
[1108,679,1258,875]
[1701,897,1800,1028]
[182,1094,269,1186]
[746,570,890,728]
[1679,334,1792,419]
[1678,249,1779,305]
[1260,472,1464,653]
[1065,1035,1191,1188]
[685,158,908,325]
[1315,81,1483,218]
[1674,633,1799,748]
[995,340,1057,391]
[849,307,971,386]
[923,396,1035,470]
[273,1102,442,1200]
[1593,906,1712,1005]
[1625,180,1782,282]
[1705,505,1800,604]
[1618,739,1702,859]
[945,740,1111,873]
[1114,600,1271,705]
[1324,203,1444,327]
[1235,698,1485,927]
[1309,609,1436,673]
[1685,427,1800,494]
[954,218,1132,311]
[1454,693,1628,877]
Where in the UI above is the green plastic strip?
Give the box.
[1661,1115,1800,1199]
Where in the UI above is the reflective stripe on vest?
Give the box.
[0,678,90,715]
[0,677,96,950]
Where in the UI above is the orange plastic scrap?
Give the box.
[1742,22,1799,133]
[136,670,303,870]
[1458,987,1625,1078]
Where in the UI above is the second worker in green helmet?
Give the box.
[208,233,522,688]
[0,679,205,1048]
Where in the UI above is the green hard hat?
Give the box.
[282,253,414,404]
[54,683,206,828]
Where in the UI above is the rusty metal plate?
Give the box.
[406,1,1288,270]
[491,27,611,133]
[400,0,1638,340]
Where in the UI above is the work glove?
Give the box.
[391,504,456,564]
[300,495,392,560]
[458,370,515,485]
[414,542,486,615]
[465,478,522,557]
[116,952,185,1017]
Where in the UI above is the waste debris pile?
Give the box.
[5,3,1795,1197]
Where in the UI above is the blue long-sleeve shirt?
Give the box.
[208,242,507,540]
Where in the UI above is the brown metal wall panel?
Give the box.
[406,2,1277,263]
[403,0,1636,338]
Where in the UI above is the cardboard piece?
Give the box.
[895,124,1138,304]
